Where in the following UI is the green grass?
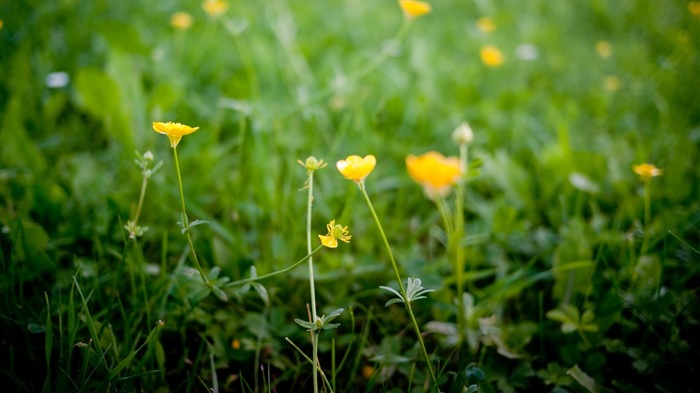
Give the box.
[1,0,699,392]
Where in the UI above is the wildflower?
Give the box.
[202,0,228,16]
[318,220,351,248]
[297,156,327,173]
[604,75,621,92]
[361,365,375,379]
[480,45,504,67]
[231,338,241,350]
[152,122,199,148]
[633,163,663,181]
[689,1,700,16]
[595,41,613,58]
[406,151,462,198]
[399,0,431,19]
[171,12,193,30]
[477,17,495,33]
[452,122,474,145]
[336,155,376,184]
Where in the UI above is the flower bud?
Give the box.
[143,151,154,162]
[452,122,474,145]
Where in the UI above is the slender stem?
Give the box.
[434,195,454,238]
[132,175,148,226]
[172,147,209,285]
[455,144,468,346]
[226,246,323,287]
[358,182,437,386]
[306,170,319,393]
[641,179,651,254]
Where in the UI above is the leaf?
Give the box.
[385,298,404,307]
[567,364,600,393]
[211,285,229,302]
[251,282,269,306]
[294,319,317,331]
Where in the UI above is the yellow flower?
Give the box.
[406,151,462,198]
[231,338,241,350]
[633,163,663,181]
[318,220,351,248]
[152,121,200,148]
[689,1,700,16]
[361,365,375,379]
[336,155,376,184]
[595,41,613,58]
[202,0,228,16]
[480,45,504,67]
[399,0,431,19]
[477,17,495,33]
[604,75,621,91]
[171,12,193,30]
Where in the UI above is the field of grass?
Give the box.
[1,0,699,392]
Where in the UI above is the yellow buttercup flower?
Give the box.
[202,0,228,16]
[689,2,700,16]
[477,17,495,33]
[336,155,376,184]
[318,220,351,248]
[406,151,462,198]
[153,121,200,148]
[231,338,241,350]
[399,0,431,19]
[595,41,613,58]
[633,163,663,181]
[480,45,504,67]
[171,12,193,30]
[604,75,621,91]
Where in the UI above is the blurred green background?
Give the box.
[1,0,699,392]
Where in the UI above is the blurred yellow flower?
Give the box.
[202,0,228,16]
[406,151,462,198]
[480,45,504,67]
[633,163,663,181]
[336,155,376,183]
[318,220,351,248]
[171,12,193,30]
[399,0,431,19]
[152,121,200,148]
[0,20,3,29]
[231,338,241,350]
[361,365,375,379]
[604,75,621,91]
[596,41,613,58]
[689,2,700,16]
[477,17,495,33]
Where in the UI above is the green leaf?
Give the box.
[385,298,404,307]
[251,282,269,306]
[567,364,600,393]
[294,319,317,331]
[211,285,229,302]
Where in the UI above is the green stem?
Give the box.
[226,246,323,287]
[358,182,437,386]
[306,170,319,393]
[435,195,454,238]
[455,144,468,347]
[641,179,651,254]
[172,147,209,286]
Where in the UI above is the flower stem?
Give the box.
[172,147,209,286]
[641,179,651,254]
[455,144,468,346]
[306,170,319,393]
[358,183,437,386]
[226,246,323,287]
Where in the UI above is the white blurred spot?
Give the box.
[45,72,70,88]
[569,172,600,194]
[515,44,539,61]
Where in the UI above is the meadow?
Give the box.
[1,0,699,392]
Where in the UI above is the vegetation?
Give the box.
[1,0,699,392]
